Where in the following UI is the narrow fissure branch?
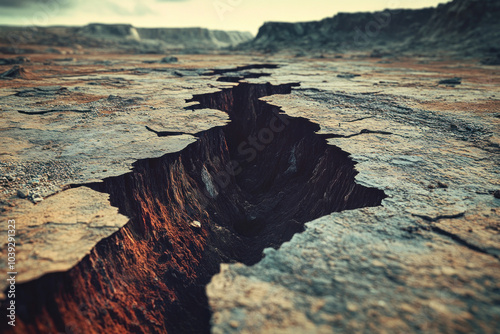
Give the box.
[5,82,386,334]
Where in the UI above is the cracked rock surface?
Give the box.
[209,58,500,333]
[0,51,499,333]
[0,187,128,299]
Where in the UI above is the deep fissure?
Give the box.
[7,82,386,333]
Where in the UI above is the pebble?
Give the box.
[436,181,448,189]
[346,303,358,312]
[438,77,462,85]
[32,197,43,203]
[377,300,387,307]
[161,56,178,64]
[17,189,28,198]
[372,260,386,268]
[441,266,457,276]
[29,178,40,185]
[31,193,43,203]
[190,220,202,229]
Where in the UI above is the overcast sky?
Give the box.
[0,0,451,35]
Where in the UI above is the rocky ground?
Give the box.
[0,48,499,333]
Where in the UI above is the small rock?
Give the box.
[29,178,40,186]
[438,77,462,85]
[190,220,202,229]
[107,94,121,101]
[494,190,500,199]
[337,73,361,79]
[229,320,239,328]
[372,260,386,268]
[377,300,387,307]
[30,192,43,203]
[346,303,358,312]
[441,266,457,276]
[436,181,448,189]
[161,56,178,64]
[32,196,43,203]
[17,189,28,198]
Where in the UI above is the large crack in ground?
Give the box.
[5,82,386,333]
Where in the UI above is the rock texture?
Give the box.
[0,48,498,333]
[239,0,500,57]
[206,58,500,333]
[209,86,500,334]
[1,77,387,333]
[0,187,129,299]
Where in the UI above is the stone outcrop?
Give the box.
[239,0,500,57]
[0,24,253,52]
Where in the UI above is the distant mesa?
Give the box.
[77,23,141,41]
[0,23,254,53]
[238,0,500,58]
[0,0,497,58]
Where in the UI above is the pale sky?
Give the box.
[0,0,451,35]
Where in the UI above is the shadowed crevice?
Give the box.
[3,82,386,334]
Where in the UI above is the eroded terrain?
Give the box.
[0,49,499,333]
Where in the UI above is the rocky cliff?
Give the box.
[0,23,253,52]
[137,27,253,49]
[240,0,500,56]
